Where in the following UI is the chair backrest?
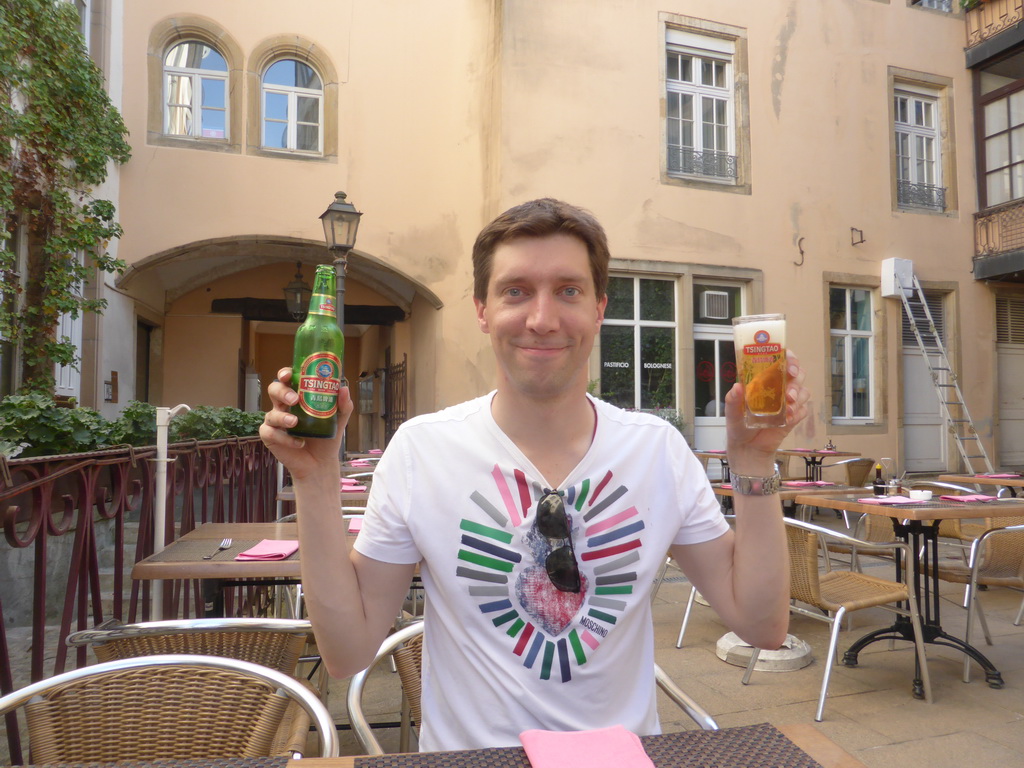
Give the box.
[843,458,876,488]
[66,618,312,674]
[0,654,338,762]
[974,523,1024,579]
[785,522,824,607]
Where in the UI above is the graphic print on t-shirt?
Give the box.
[455,464,646,682]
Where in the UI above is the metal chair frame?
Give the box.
[0,654,339,760]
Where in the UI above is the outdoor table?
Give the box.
[795,492,1024,692]
[278,485,371,505]
[132,522,360,617]
[778,449,860,482]
[939,472,1024,497]
[22,722,863,768]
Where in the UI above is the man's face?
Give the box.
[474,234,607,401]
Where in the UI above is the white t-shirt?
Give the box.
[354,393,728,751]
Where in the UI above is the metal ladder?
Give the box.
[896,272,994,475]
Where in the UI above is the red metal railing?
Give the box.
[0,437,277,764]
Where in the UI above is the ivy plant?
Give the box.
[0,0,131,393]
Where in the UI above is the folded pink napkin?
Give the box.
[783,480,836,487]
[519,726,654,768]
[234,540,299,560]
[818,450,838,454]
[719,483,732,489]
[857,496,918,505]
[347,517,363,533]
[341,485,367,493]
[977,473,1020,479]
[940,494,997,503]
[347,460,372,467]
[368,449,383,454]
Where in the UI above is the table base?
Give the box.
[842,617,1004,697]
[842,517,1006,693]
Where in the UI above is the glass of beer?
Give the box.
[733,313,787,428]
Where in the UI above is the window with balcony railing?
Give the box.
[894,86,947,212]
[665,30,737,183]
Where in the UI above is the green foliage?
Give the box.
[106,400,157,446]
[0,0,131,393]
[0,396,264,458]
[169,406,265,442]
[0,392,111,457]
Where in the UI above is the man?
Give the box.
[260,198,811,751]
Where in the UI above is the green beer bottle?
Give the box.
[289,265,344,438]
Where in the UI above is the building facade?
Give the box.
[53,0,1024,469]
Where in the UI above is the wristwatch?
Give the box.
[730,470,782,496]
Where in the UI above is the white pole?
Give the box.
[152,404,190,618]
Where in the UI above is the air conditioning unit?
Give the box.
[701,291,730,320]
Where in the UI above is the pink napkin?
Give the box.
[783,480,835,487]
[519,726,654,768]
[977,473,1020,479]
[818,450,838,454]
[341,485,367,493]
[234,540,299,560]
[368,449,383,454]
[347,517,363,533]
[857,496,918,505]
[347,460,372,467]
[940,494,997,503]
[719,483,732,489]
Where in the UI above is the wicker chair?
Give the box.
[926,522,1024,682]
[742,518,932,722]
[0,654,338,762]
[347,620,719,755]
[65,617,325,755]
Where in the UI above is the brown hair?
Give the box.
[471,198,610,301]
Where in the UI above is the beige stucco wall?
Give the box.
[111,0,1000,466]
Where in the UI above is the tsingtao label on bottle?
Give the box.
[296,352,341,418]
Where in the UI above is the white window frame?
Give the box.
[913,0,953,12]
[894,85,944,210]
[261,60,324,154]
[666,29,736,183]
[830,287,874,423]
[162,41,229,139]
[982,87,1024,208]
[600,275,678,410]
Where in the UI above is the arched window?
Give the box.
[261,59,323,153]
[163,41,228,138]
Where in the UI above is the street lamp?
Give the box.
[319,191,363,334]
[283,261,312,320]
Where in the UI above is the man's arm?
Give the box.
[671,353,810,651]
[260,369,414,677]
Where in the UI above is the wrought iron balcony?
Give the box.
[966,0,1023,50]
[897,180,946,211]
[667,146,737,180]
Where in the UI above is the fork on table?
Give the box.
[203,538,232,559]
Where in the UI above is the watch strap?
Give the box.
[730,470,782,496]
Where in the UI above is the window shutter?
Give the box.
[997,296,1024,344]
[901,292,944,349]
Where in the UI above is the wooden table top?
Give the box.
[713,483,861,501]
[131,522,356,581]
[294,723,864,768]
[778,449,860,459]
[794,493,1024,522]
[277,484,370,503]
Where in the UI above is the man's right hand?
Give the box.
[259,367,353,481]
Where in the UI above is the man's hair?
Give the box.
[471,198,610,302]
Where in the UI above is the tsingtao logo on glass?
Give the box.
[743,329,781,356]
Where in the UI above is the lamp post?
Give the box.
[319,191,362,457]
[319,191,363,337]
